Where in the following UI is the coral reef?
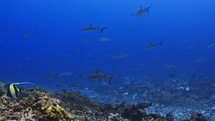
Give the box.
[0,81,209,121]
[0,92,75,120]
[0,83,75,121]
[45,104,74,120]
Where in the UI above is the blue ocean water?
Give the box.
[0,0,215,99]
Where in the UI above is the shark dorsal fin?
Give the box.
[95,69,100,73]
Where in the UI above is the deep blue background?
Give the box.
[0,0,215,90]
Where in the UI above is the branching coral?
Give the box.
[45,104,75,120]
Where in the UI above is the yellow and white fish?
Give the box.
[8,82,34,99]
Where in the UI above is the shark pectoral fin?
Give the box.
[100,27,108,32]
[108,75,114,85]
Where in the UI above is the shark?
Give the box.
[88,69,114,85]
[81,24,108,32]
[22,29,37,36]
[208,41,215,48]
[132,6,150,17]
[144,40,164,49]
[97,37,113,42]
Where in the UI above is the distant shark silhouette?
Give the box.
[81,24,108,32]
[132,6,151,17]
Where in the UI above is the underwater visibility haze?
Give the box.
[0,0,215,120]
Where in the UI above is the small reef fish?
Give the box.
[7,82,34,99]
[25,57,32,61]
[194,58,208,63]
[144,40,164,49]
[47,60,58,64]
[132,6,150,17]
[110,54,130,58]
[57,71,73,77]
[64,54,72,57]
[97,37,113,42]
[73,47,83,51]
[67,83,84,90]
[46,76,58,80]
[208,41,215,48]
[165,64,176,69]
[131,81,146,88]
[46,71,73,80]
[81,24,108,32]
[17,63,23,68]
[88,69,114,85]
[186,44,198,49]
[22,29,37,36]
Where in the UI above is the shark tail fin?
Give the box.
[146,6,150,14]
[100,27,108,32]
[159,40,164,46]
[147,3,152,14]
